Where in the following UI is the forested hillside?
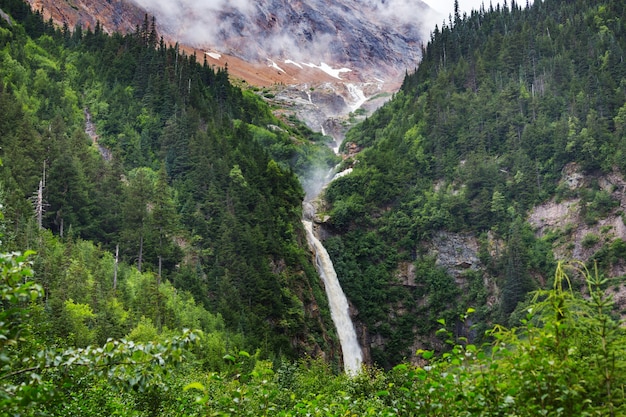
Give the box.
[327,0,626,366]
[0,0,342,369]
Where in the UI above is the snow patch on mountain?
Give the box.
[302,63,352,80]
[268,60,285,72]
[285,60,303,69]
[205,51,221,60]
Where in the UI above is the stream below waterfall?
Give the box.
[302,218,363,375]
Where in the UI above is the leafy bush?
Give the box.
[582,233,600,249]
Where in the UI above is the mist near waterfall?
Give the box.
[301,164,334,202]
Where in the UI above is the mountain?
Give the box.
[28,0,430,83]
[133,0,427,81]
[26,0,432,145]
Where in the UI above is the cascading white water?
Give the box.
[302,219,363,375]
[346,83,368,112]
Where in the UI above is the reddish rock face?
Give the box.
[28,0,146,34]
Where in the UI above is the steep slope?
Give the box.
[0,0,344,363]
[322,0,626,367]
[127,0,428,82]
[28,0,145,34]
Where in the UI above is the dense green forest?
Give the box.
[0,0,341,377]
[327,0,626,366]
[3,0,626,415]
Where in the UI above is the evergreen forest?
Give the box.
[329,0,626,365]
[2,0,626,415]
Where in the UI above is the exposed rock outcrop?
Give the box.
[429,231,482,286]
[27,0,146,34]
[528,163,626,271]
[0,7,12,26]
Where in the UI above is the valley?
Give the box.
[2,0,626,415]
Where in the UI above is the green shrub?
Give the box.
[582,233,600,248]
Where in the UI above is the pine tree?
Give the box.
[121,168,154,272]
[151,164,178,281]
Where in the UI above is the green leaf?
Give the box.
[131,350,144,362]
[183,382,205,392]
[393,363,408,372]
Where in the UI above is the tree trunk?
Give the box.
[113,244,119,291]
[138,232,143,273]
[157,233,162,285]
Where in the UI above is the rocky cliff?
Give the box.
[28,0,146,34]
[333,162,626,365]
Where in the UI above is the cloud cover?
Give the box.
[127,0,435,71]
[129,0,252,45]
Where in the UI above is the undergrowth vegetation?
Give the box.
[4,248,625,415]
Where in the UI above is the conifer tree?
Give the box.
[151,164,178,281]
[121,168,154,272]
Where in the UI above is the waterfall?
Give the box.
[302,219,363,375]
[346,83,367,112]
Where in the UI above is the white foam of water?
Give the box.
[303,220,363,375]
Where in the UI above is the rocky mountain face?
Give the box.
[377,163,626,364]
[528,164,626,281]
[27,0,432,144]
[127,0,428,82]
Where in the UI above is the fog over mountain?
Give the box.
[128,0,434,80]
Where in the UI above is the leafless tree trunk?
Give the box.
[138,233,143,273]
[113,244,119,291]
[36,180,43,229]
[34,162,46,229]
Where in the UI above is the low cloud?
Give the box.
[129,0,252,43]
[376,0,443,45]
[130,0,254,15]
[128,0,436,68]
